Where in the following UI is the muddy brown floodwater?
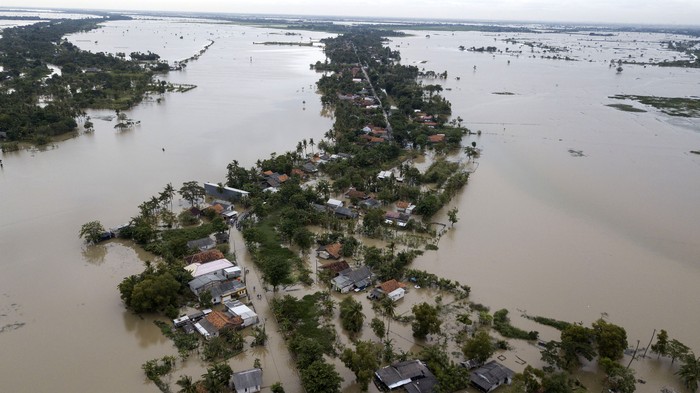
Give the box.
[1,17,699,393]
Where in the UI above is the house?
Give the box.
[374,360,438,393]
[470,361,514,392]
[302,162,319,173]
[319,260,350,276]
[369,279,406,301]
[345,187,369,200]
[396,201,416,213]
[326,198,344,210]
[203,182,250,201]
[428,134,446,143]
[184,249,225,265]
[185,258,235,278]
[230,368,263,393]
[224,301,259,327]
[335,206,359,219]
[291,168,306,178]
[310,203,327,213]
[360,198,382,209]
[332,266,372,293]
[194,310,241,339]
[209,280,247,304]
[188,273,226,296]
[385,212,412,227]
[317,243,342,260]
[377,170,394,180]
[186,237,216,252]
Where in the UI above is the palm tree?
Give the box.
[381,296,396,345]
[175,375,197,393]
[160,183,175,212]
[677,353,700,393]
[309,138,315,155]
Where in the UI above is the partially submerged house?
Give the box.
[185,258,235,279]
[335,206,359,219]
[224,301,259,328]
[186,237,216,252]
[385,211,412,227]
[203,182,250,201]
[326,198,344,210]
[229,368,263,393]
[209,280,247,304]
[332,266,372,293]
[374,360,438,393]
[317,243,342,260]
[470,361,514,392]
[184,249,225,265]
[369,279,406,301]
[319,260,350,276]
[194,310,242,339]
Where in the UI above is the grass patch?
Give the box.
[523,315,572,331]
[493,309,538,340]
[609,95,700,117]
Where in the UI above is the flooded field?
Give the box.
[1,16,700,392]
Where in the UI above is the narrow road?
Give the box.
[352,43,393,139]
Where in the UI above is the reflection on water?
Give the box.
[82,243,108,265]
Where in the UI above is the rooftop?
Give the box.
[230,368,262,391]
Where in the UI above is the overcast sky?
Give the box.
[4,0,700,26]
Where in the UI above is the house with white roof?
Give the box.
[224,300,259,327]
[185,258,234,278]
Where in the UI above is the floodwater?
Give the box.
[1,17,700,392]
[0,17,332,392]
[393,30,700,390]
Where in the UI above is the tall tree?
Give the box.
[79,220,105,244]
[179,181,204,207]
[592,319,627,361]
[411,302,442,339]
[462,330,495,363]
[201,363,232,393]
[176,375,197,393]
[651,329,669,359]
[341,340,382,391]
[677,353,700,393]
[339,297,364,334]
[300,360,343,393]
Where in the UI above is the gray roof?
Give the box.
[470,361,514,392]
[189,273,225,292]
[187,237,215,249]
[342,265,372,288]
[197,318,218,336]
[210,280,245,298]
[375,360,436,390]
[302,162,318,172]
[360,198,381,208]
[335,207,358,219]
[311,203,327,213]
[230,368,263,391]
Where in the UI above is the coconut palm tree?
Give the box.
[677,353,700,393]
[309,138,315,155]
[175,375,197,393]
[381,296,396,344]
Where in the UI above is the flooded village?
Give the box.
[1,7,700,393]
